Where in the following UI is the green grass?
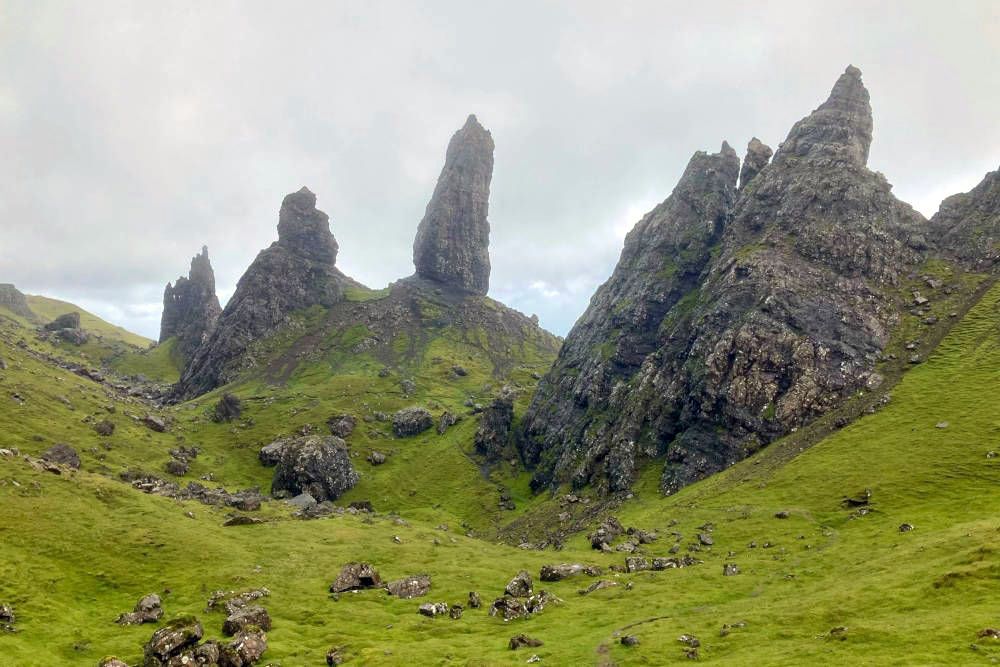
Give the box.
[26,295,152,348]
[109,336,184,383]
[1,283,999,664]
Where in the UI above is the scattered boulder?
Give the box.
[697,532,714,546]
[418,602,449,617]
[437,411,458,435]
[207,588,270,615]
[625,557,649,573]
[0,604,14,632]
[978,628,1000,639]
[220,628,267,666]
[165,459,189,476]
[489,597,528,621]
[899,523,915,532]
[579,580,617,595]
[505,570,533,597]
[41,443,80,470]
[775,510,791,519]
[116,593,163,625]
[271,436,359,502]
[330,563,382,593]
[98,658,129,667]
[386,575,431,599]
[327,414,356,438]
[367,451,386,466]
[589,516,624,551]
[723,563,740,576]
[287,493,317,510]
[44,312,81,331]
[842,489,872,507]
[621,635,640,647]
[94,420,115,436]
[474,386,516,461]
[326,645,347,665]
[539,564,590,582]
[449,604,463,620]
[143,616,204,664]
[509,634,543,650]
[468,591,481,609]
[223,515,264,526]
[213,393,243,423]
[392,407,434,437]
[142,415,167,432]
[222,606,272,636]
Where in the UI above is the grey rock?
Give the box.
[621,635,640,647]
[437,410,458,434]
[540,564,588,582]
[386,574,431,599]
[327,414,356,438]
[159,246,222,359]
[392,407,434,437]
[520,66,928,497]
[0,603,14,632]
[176,188,360,398]
[41,443,80,469]
[504,570,533,597]
[417,602,449,617]
[164,459,189,476]
[931,166,1000,268]
[739,137,772,190]
[258,439,289,467]
[488,596,527,621]
[723,563,740,576]
[330,563,382,593]
[44,311,80,331]
[474,386,515,462]
[220,628,267,666]
[468,591,482,608]
[142,415,167,432]
[367,451,386,465]
[222,605,271,636]
[94,420,115,436]
[143,616,203,663]
[271,436,359,502]
[212,393,243,423]
[413,114,494,295]
[0,284,35,320]
[509,634,544,650]
[287,493,317,509]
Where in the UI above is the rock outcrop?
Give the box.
[0,284,35,320]
[932,167,1000,269]
[271,435,359,502]
[738,137,772,189]
[520,66,929,495]
[176,188,361,398]
[412,115,494,295]
[160,246,222,357]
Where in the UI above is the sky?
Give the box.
[1,1,998,340]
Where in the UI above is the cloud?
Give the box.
[1,1,997,339]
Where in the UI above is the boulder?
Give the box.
[0,603,14,632]
[271,436,359,502]
[621,635,640,647]
[258,439,289,467]
[468,591,481,609]
[539,564,588,582]
[489,597,527,621]
[417,602,449,617]
[93,420,115,436]
[509,634,544,650]
[143,616,203,663]
[44,311,80,331]
[449,604,463,620]
[212,393,243,423]
[98,658,129,667]
[392,407,434,437]
[504,570,533,597]
[41,443,80,470]
[386,575,431,599]
[367,451,386,466]
[330,563,382,593]
[142,415,167,432]
[116,593,163,625]
[222,606,272,636]
[437,411,458,435]
[327,414,356,438]
[474,387,515,461]
[220,628,267,666]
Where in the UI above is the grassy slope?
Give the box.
[26,295,152,349]
[109,336,184,384]
[0,284,998,665]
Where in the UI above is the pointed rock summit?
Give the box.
[520,66,929,495]
[775,65,872,167]
[739,137,772,189]
[412,114,494,295]
[176,188,358,398]
[160,246,222,357]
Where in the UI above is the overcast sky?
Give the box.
[1,1,998,340]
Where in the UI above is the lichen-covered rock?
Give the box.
[474,386,515,461]
[386,574,431,599]
[41,443,80,470]
[159,246,222,359]
[327,414,356,438]
[116,593,163,625]
[330,562,382,593]
[222,606,271,636]
[176,188,362,398]
[271,436,358,502]
[504,570,533,598]
[143,616,203,664]
[258,439,289,467]
[412,115,494,295]
[220,628,267,666]
[539,563,590,582]
[212,393,242,423]
[932,167,1000,269]
[520,66,929,496]
[44,311,80,331]
[738,137,772,189]
[392,407,433,437]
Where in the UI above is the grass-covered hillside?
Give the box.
[1,279,998,665]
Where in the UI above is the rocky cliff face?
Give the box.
[176,188,358,398]
[0,284,35,320]
[932,167,1000,269]
[520,66,930,495]
[160,246,222,357]
[412,115,494,295]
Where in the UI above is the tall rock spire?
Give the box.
[774,65,873,167]
[412,114,494,295]
[739,137,772,189]
[160,246,222,356]
[176,188,356,398]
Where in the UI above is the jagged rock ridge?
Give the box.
[520,66,930,495]
[412,114,494,295]
[0,284,35,320]
[176,188,360,398]
[932,167,1000,269]
[160,246,222,357]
